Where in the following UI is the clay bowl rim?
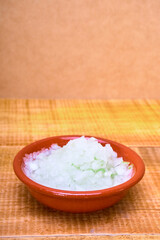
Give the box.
[13,135,145,199]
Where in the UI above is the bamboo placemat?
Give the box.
[0,99,159,146]
[0,99,160,239]
[0,237,159,240]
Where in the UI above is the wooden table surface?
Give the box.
[0,99,160,240]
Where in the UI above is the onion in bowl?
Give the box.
[23,136,133,191]
[13,135,145,213]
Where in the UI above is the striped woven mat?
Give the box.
[0,99,160,239]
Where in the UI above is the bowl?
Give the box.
[13,135,145,213]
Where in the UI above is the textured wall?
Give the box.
[0,0,160,99]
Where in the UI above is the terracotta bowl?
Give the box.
[13,135,145,213]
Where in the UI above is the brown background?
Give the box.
[0,0,160,99]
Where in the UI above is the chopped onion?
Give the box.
[23,136,133,191]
